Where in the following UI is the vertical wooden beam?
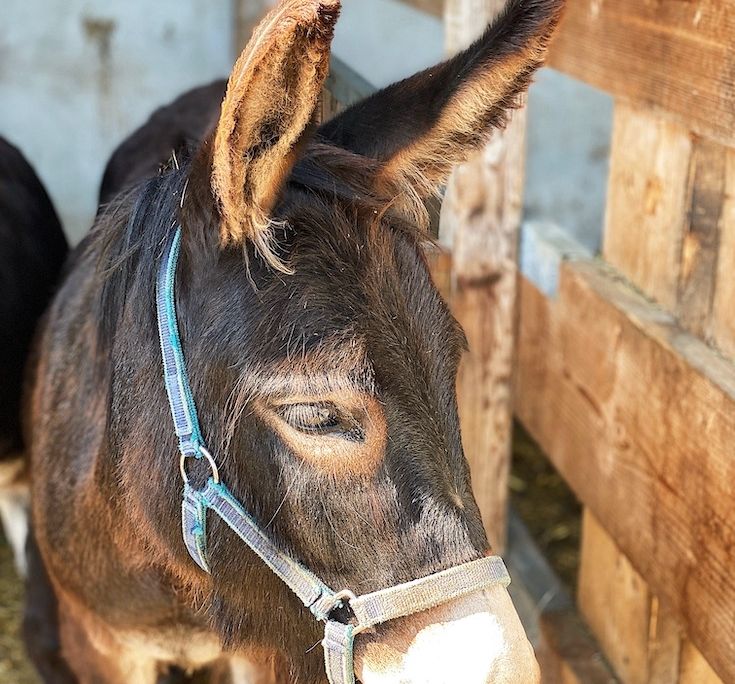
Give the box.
[441,0,526,551]
[578,510,651,684]
[319,89,342,125]
[578,510,684,684]
[604,103,735,358]
[646,598,683,684]
[603,102,692,312]
[677,138,725,337]
[710,148,735,360]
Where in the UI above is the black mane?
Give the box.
[90,141,427,362]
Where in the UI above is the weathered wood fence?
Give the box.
[321,1,735,682]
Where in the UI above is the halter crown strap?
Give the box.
[156,228,204,458]
[156,226,512,684]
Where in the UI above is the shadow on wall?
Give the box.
[0,0,236,244]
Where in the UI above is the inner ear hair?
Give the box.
[319,0,565,197]
[210,0,341,270]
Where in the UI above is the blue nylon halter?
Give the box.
[155,226,512,683]
[156,227,335,602]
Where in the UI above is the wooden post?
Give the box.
[578,510,685,684]
[440,0,526,551]
[711,148,735,359]
[602,103,691,312]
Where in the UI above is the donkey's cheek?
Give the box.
[353,586,539,684]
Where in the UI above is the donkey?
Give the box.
[27,0,564,681]
[0,136,67,575]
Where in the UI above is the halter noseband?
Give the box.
[156,226,511,684]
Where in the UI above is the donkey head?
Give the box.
[130,0,563,681]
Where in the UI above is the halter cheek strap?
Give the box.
[156,227,511,684]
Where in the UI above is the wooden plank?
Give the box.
[602,103,691,312]
[679,641,724,684]
[578,509,683,684]
[515,263,735,682]
[504,509,616,684]
[578,509,651,684]
[710,148,735,359]
[647,599,683,684]
[678,137,726,338]
[547,0,735,146]
[604,104,734,345]
[441,0,527,551]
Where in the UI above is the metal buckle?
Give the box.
[326,590,369,635]
[180,446,220,485]
[330,589,357,611]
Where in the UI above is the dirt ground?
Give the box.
[0,535,37,683]
[511,424,581,589]
[0,425,580,681]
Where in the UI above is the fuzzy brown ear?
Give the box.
[319,0,564,195]
[211,0,340,267]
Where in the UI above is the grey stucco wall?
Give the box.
[1,0,236,244]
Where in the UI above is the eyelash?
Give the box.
[278,402,365,441]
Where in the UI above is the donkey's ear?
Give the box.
[209,0,340,266]
[319,0,564,195]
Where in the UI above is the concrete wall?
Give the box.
[1,0,236,243]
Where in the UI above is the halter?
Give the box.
[156,226,511,683]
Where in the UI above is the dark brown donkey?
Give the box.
[27,0,563,681]
[0,137,67,575]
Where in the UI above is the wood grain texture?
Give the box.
[679,641,724,684]
[710,148,735,359]
[603,103,691,312]
[515,264,735,683]
[578,510,684,684]
[647,598,683,684]
[678,137,725,338]
[578,509,652,684]
[439,0,528,551]
[548,0,735,146]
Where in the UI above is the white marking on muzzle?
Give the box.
[354,585,540,684]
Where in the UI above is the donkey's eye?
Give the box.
[278,403,364,440]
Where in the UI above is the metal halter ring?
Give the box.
[330,589,357,611]
[180,446,220,485]
[325,590,370,635]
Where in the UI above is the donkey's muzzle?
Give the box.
[353,584,540,684]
